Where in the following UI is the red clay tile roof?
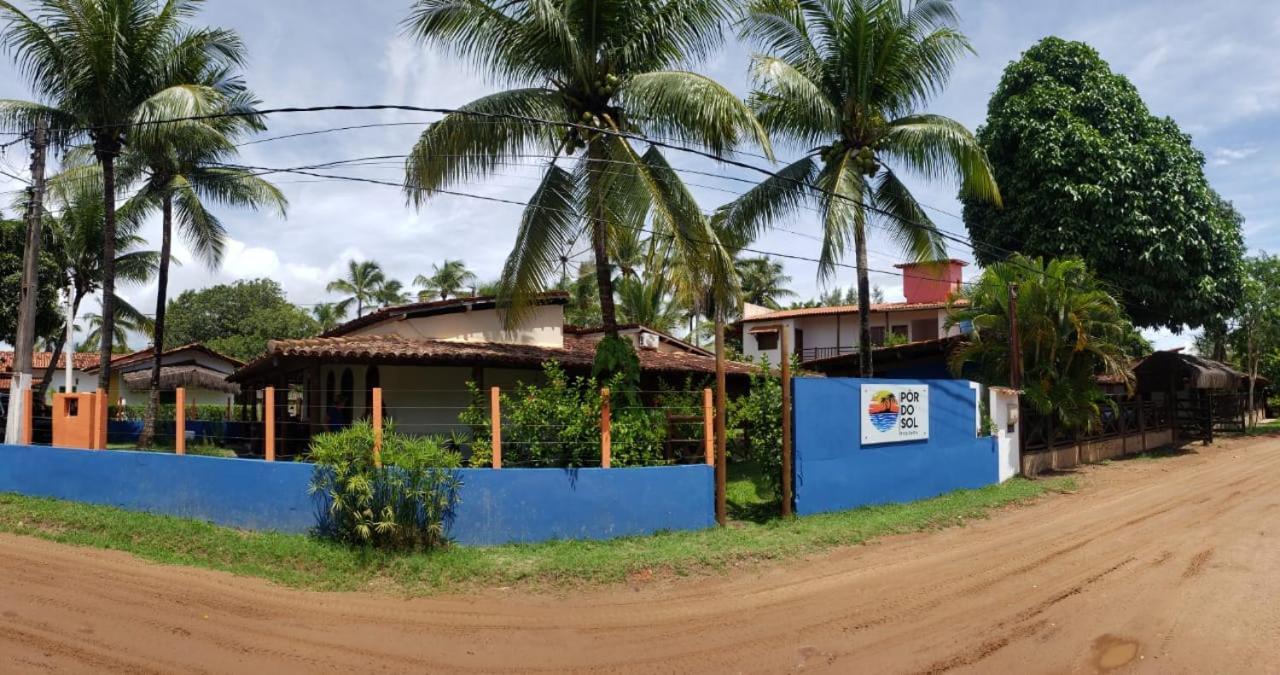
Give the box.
[84,343,244,373]
[741,298,968,322]
[0,351,101,373]
[231,334,757,382]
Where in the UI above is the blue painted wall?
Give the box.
[451,465,714,545]
[0,444,714,545]
[792,377,997,516]
[0,444,317,531]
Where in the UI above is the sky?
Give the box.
[1,0,1277,351]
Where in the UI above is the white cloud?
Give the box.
[1211,146,1261,166]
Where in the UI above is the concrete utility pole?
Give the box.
[1008,283,1021,391]
[714,318,727,526]
[5,119,48,445]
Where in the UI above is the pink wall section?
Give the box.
[898,260,966,304]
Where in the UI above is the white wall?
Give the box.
[352,304,564,347]
[741,319,796,364]
[317,364,545,437]
[742,307,961,363]
[990,388,1021,483]
[42,369,97,403]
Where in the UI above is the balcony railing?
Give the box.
[799,345,858,362]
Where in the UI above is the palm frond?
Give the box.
[497,163,579,328]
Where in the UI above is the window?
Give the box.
[755,332,778,351]
[364,365,381,417]
[870,327,886,346]
[910,318,939,341]
[891,324,908,338]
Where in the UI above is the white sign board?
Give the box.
[860,384,930,445]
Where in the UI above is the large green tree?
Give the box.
[735,256,794,310]
[0,215,61,345]
[946,255,1134,432]
[164,279,318,362]
[0,0,250,390]
[401,0,767,378]
[962,37,1245,331]
[722,0,1000,374]
[1229,255,1280,427]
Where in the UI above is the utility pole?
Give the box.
[780,327,793,518]
[5,119,48,445]
[714,318,727,526]
[1008,282,1021,391]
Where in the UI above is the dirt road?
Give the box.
[2,436,1279,674]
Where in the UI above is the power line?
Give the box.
[207,158,978,289]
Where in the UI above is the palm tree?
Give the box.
[946,256,1132,432]
[0,0,250,391]
[311,303,347,334]
[402,0,769,374]
[31,169,158,401]
[327,260,388,318]
[414,259,477,301]
[616,275,683,333]
[736,256,795,309]
[128,84,287,449]
[80,298,154,355]
[721,0,1000,374]
[376,278,410,308]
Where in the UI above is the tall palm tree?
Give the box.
[946,256,1132,432]
[31,169,158,401]
[721,0,1000,374]
[121,55,286,447]
[327,260,387,318]
[414,259,477,301]
[0,0,249,391]
[736,256,795,309]
[311,303,347,334]
[402,0,769,373]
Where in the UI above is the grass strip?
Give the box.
[0,474,1074,595]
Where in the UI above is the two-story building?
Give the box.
[739,260,971,372]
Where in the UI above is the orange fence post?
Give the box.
[264,387,276,462]
[175,387,186,455]
[372,387,383,468]
[600,387,612,469]
[703,388,714,466]
[490,386,502,469]
[20,387,32,445]
[89,391,101,449]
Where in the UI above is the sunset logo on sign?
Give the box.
[866,390,900,432]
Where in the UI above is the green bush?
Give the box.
[306,420,462,550]
[460,362,665,468]
[729,358,784,499]
[113,403,229,422]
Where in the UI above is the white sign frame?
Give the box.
[860,384,930,445]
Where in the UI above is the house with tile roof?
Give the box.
[739,260,972,373]
[84,343,243,408]
[229,293,756,452]
[0,351,101,402]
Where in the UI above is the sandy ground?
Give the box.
[2,436,1279,674]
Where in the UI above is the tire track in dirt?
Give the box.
[2,435,1279,673]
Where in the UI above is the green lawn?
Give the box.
[1245,419,1280,436]
[106,441,238,458]
[0,470,1074,595]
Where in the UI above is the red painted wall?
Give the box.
[898,260,966,304]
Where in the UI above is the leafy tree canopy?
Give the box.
[962,37,1245,331]
[164,279,318,362]
[0,216,63,345]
